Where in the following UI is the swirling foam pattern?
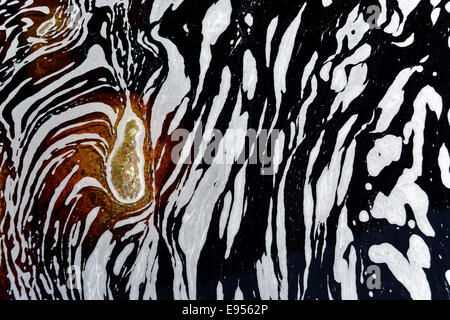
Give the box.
[0,0,449,300]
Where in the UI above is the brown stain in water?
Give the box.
[0,0,190,298]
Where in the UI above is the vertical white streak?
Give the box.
[273,4,306,118]
[333,206,357,299]
[242,50,258,100]
[265,17,278,68]
[150,26,191,143]
[374,66,423,133]
[438,144,450,188]
[256,200,278,300]
[193,0,232,108]
[83,231,115,300]
[301,52,318,98]
[302,132,323,296]
[225,167,246,258]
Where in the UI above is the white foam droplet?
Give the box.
[359,211,370,223]
[244,13,253,27]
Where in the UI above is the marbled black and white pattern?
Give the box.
[0,0,449,300]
